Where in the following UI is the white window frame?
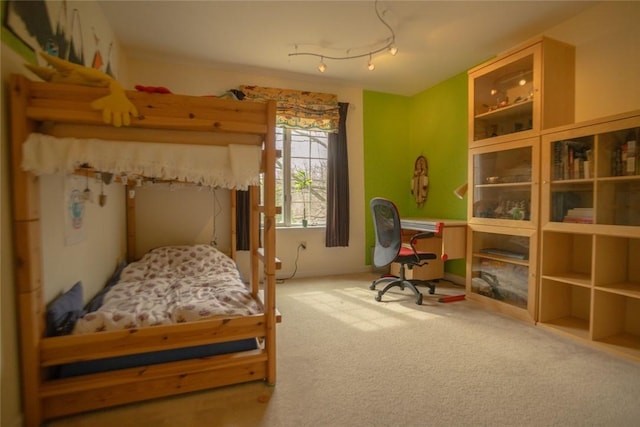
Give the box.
[275,127,328,227]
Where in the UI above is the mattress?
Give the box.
[74,244,262,334]
[53,339,259,378]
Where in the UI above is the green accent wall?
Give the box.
[363,71,468,277]
[363,91,411,265]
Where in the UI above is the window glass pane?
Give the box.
[273,127,328,227]
[291,144,309,158]
[291,201,306,224]
[309,159,326,181]
[309,133,328,158]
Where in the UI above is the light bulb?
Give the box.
[519,78,526,86]
[318,57,326,73]
[389,45,398,56]
[368,54,375,71]
[490,88,498,96]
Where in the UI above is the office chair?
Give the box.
[370,197,437,305]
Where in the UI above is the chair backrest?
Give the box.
[370,197,403,268]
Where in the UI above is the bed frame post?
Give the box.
[263,100,277,384]
[10,74,45,426]
[250,185,260,292]
[230,188,237,260]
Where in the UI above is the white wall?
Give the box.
[134,184,232,256]
[39,175,127,304]
[125,56,368,280]
[544,1,640,121]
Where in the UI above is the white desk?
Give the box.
[393,217,467,280]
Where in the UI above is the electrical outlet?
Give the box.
[299,241,307,250]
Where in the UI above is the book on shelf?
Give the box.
[553,140,592,180]
[562,216,594,224]
[551,192,583,222]
[563,207,593,223]
[479,248,528,260]
[565,207,593,217]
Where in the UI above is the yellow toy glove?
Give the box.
[90,80,139,127]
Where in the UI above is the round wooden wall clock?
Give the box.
[411,155,429,206]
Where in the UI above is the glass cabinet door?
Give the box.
[469,138,539,227]
[469,45,538,143]
[543,124,640,226]
[595,126,640,226]
[547,135,595,224]
[467,225,537,323]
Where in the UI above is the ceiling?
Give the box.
[98,1,598,96]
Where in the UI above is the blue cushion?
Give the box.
[46,282,84,337]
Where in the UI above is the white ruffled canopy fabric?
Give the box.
[21,133,262,190]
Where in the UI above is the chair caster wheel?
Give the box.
[429,288,436,295]
[416,294,423,305]
[370,282,376,290]
[375,293,382,302]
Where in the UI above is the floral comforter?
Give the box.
[73,244,262,334]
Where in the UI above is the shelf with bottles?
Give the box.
[598,127,640,178]
[469,138,537,226]
[467,225,537,322]
[468,37,575,146]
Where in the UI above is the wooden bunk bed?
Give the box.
[9,73,279,426]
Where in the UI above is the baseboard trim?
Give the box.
[444,272,465,286]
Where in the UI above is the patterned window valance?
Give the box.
[239,85,339,133]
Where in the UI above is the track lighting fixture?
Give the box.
[289,0,397,73]
[318,57,327,73]
[368,54,375,71]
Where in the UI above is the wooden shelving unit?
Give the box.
[539,110,640,362]
[466,37,575,324]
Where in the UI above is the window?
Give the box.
[275,127,328,227]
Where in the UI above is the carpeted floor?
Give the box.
[48,273,640,427]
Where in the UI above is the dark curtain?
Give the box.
[235,190,250,250]
[325,102,350,247]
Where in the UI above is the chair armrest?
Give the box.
[409,232,435,247]
[404,231,437,260]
